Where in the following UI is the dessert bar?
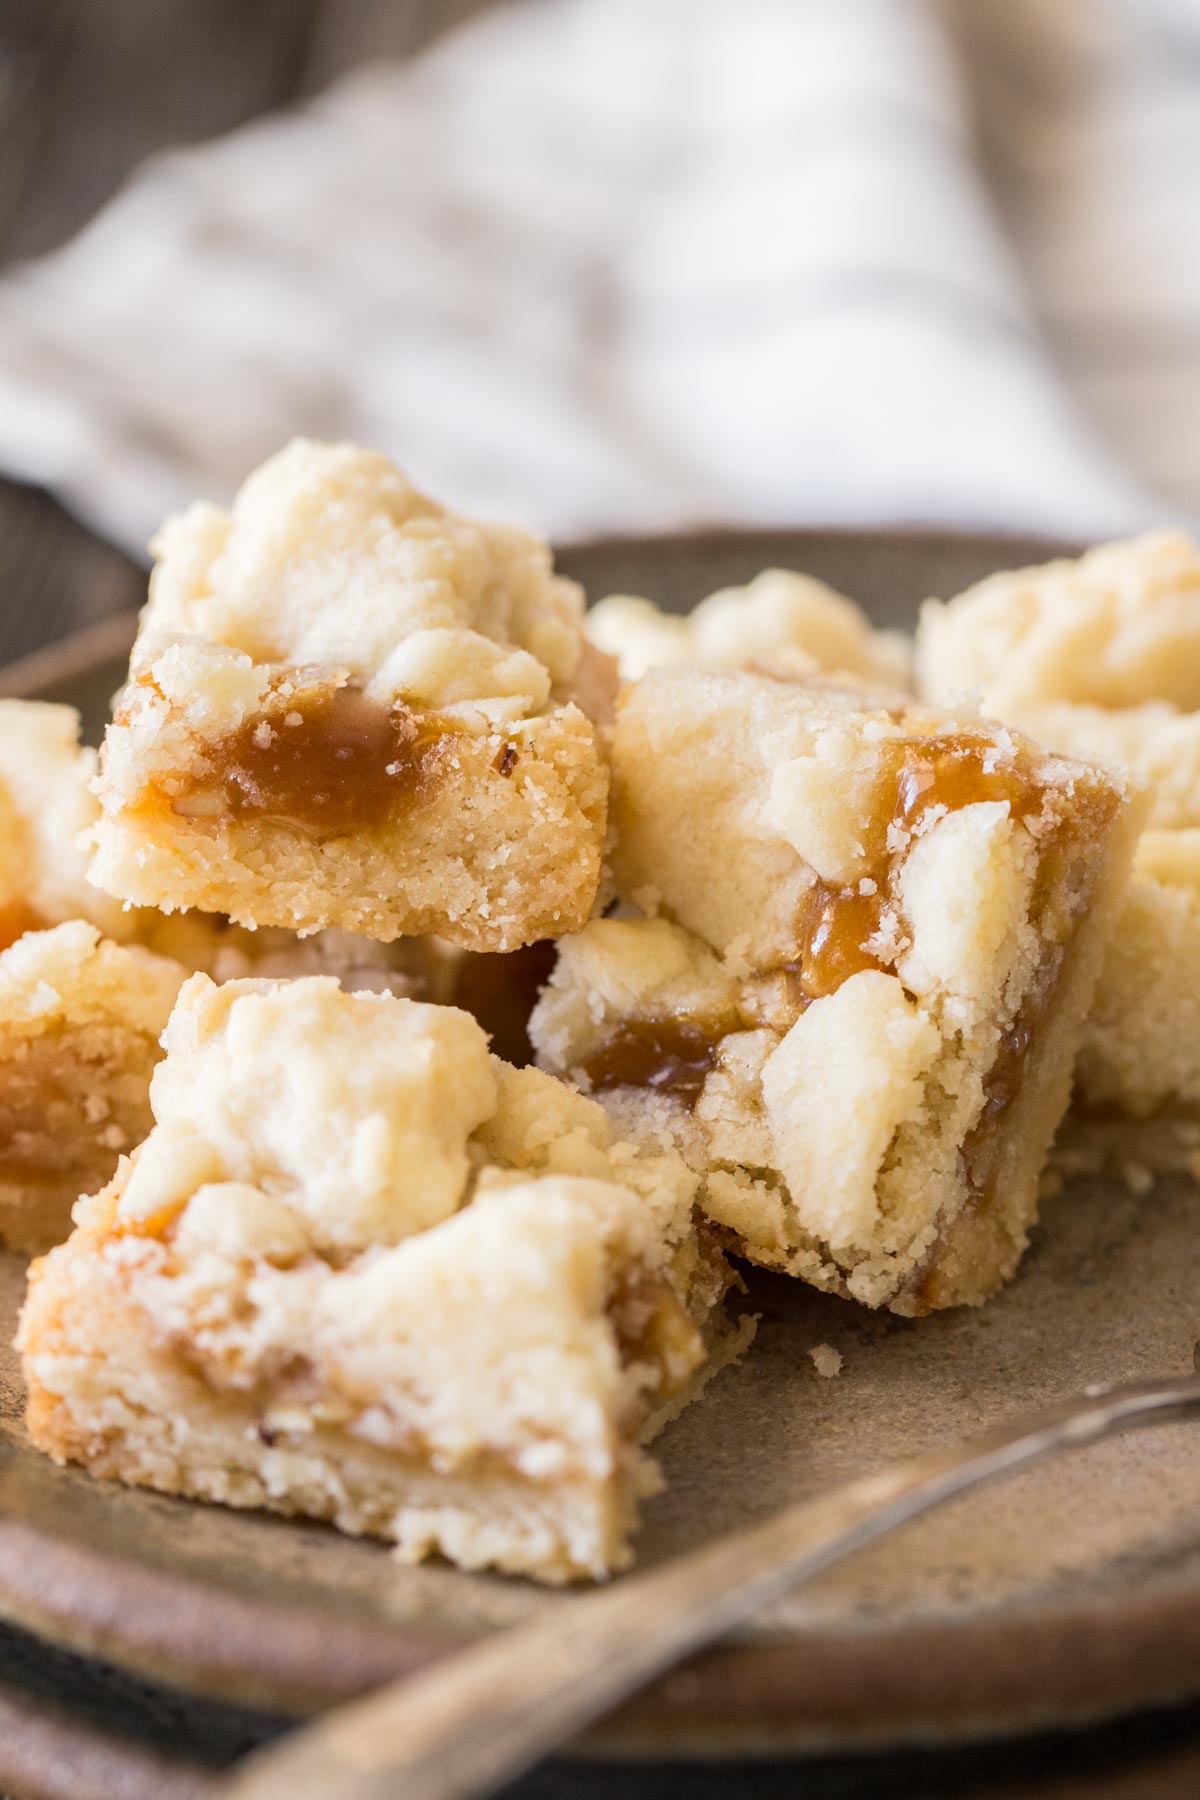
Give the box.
[919,534,1200,1124]
[89,441,613,950]
[533,668,1145,1312]
[20,976,741,1581]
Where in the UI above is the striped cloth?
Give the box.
[0,0,1192,555]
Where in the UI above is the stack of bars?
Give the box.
[8,440,1195,1582]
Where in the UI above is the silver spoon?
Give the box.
[224,1371,1200,1800]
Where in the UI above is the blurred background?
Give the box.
[0,0,1198,666]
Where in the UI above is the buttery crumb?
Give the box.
[1122,1161,1155,1197]
[809,1343,843,1379]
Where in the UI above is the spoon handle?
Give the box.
[225,1374,1200,1800]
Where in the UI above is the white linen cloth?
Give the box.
[0,0,1192,556]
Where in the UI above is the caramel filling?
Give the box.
[581,729,1090,1119]
[785,731,1049,1009]
[786,884,883,1001]
[893,732,1043,833]
[162,686,465,838]
[0,902,45,955]
[583,1019,725,1105]
[221,689,443,835]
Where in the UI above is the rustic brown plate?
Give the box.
[5,527,1200,1760]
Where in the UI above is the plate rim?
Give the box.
[4,1489,1200,1748]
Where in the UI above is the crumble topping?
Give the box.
[917,533,1200,830]
[120,975,498,1252]
[586,568,911,690]
[917,531,1200,716]
[141,439,592,717]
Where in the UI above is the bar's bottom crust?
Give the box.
[26,1287,753,1587]
[27,1364,646,1585]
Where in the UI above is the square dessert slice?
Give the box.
[586,568,911,689]
[916,532,1200,828]
[532,669,1146,1313]
[0,700,134,947]
[19,976,740,1582]
[89,441,613,951]
[0,923,186,1253]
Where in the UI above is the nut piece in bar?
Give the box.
[20,976,743,1582]
[89,441,613,951]
[0,923,186,1253]
[532,669,1145,1314]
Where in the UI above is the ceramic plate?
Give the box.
[3,528,1200,1758]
